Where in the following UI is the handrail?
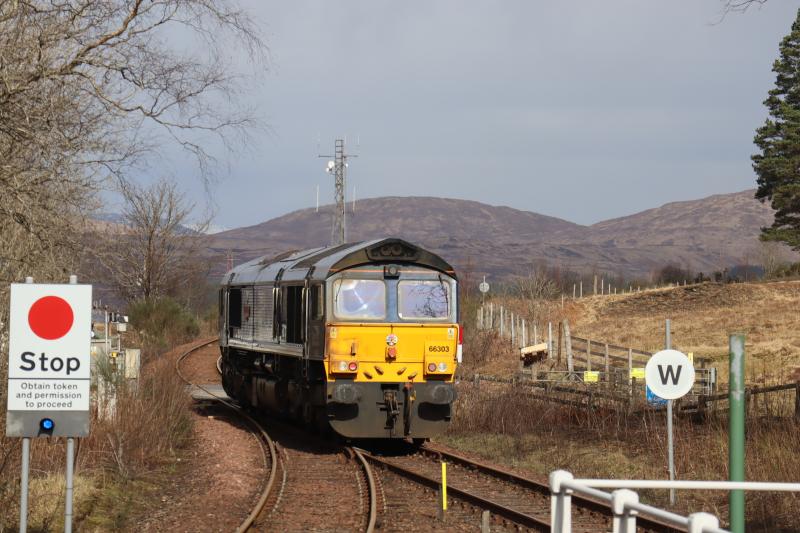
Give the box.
[551,470,800,533]
[573,479,800,492]
[550,470,728,533]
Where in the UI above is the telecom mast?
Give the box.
[319,139,356,245]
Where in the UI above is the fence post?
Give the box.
[511,313,515,346]
[586,339,592,372]
[580,280,583,298]
[563,320,574,373]
[611,489,639,533]
[549,470,573,533]
[499,307,504,338]
[604,344,610,384]
[795,382,800,422]
[594,275,598,295]
[729,334,746,533]
[548,322,553,360]
[557,322,563,364]
[627,348,633,397]
[573,284,576,299]
[489,303,493,329]
[697,395,707,423]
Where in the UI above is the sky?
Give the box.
[157,1,800,230]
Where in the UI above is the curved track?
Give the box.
[175,338,278,532]
[177,338,377,533]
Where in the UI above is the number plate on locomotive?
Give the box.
[425,342,452,355]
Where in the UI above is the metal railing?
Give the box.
[549,470,800,533]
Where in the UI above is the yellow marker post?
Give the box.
[441,462,447,511]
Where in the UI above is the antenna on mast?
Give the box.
[319,138,357,245]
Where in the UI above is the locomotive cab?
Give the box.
[325,264,459,438]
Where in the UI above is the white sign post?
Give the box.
[646,319,695,506]
[6,275,91,533]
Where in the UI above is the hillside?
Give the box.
[570,280,800,383]
[208,189,783,280]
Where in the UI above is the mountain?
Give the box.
[207,190,783,281]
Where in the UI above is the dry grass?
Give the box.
[0,355,193,531]
[448,281,800,531]
[444,381,800,531]
[570,281,800,383]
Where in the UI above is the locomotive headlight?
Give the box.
[338,361,348,371]
[348,361,358,372]
[428,363,437,373]
[438,362,447,372]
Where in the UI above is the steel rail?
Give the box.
[350,448,378,533]
[174,338,278,533]
[420,444,682,533]
[358,450,551,531]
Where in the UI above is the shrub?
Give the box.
[128,297,200,358]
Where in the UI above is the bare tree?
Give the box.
[94,178,211,305]
[513,268,559,302]
[0,1,265,465]
[756,241,793,279]
[722,0,768,13]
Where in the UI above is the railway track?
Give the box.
[180,338,679,532]
[359,444,682,532]
[177,338,377,533]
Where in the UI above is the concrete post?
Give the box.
[564,320,574,373]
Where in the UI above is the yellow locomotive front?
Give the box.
[324,265,460,439]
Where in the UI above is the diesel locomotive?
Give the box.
[218,238,460,440]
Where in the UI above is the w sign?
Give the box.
[644,349,695,400]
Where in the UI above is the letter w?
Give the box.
[658,365,682,385]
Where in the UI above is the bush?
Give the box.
[89,358,193,481]
[128,297,200,358]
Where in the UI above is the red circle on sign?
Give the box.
[28,296,74,340]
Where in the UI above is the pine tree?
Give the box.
[753,8,800,250]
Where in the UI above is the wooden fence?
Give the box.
[468,373,800,422]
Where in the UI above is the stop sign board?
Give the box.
[6,283,92,437]
[645,349,695,400]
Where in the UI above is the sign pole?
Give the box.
[65,438,74,533]
[666,318,676,506]
[64,274,78,533]
[19,437,29,533]
[19,275,33,533]
[729,334,746,533]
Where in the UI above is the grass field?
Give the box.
[446,280,800,531]
[571,280,800,383]
[465,280,800,384]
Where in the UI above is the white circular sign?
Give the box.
[645,349,695,400]
[479,282,489,293]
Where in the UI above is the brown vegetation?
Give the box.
[447,280,800,531]
[445,375,800,531]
